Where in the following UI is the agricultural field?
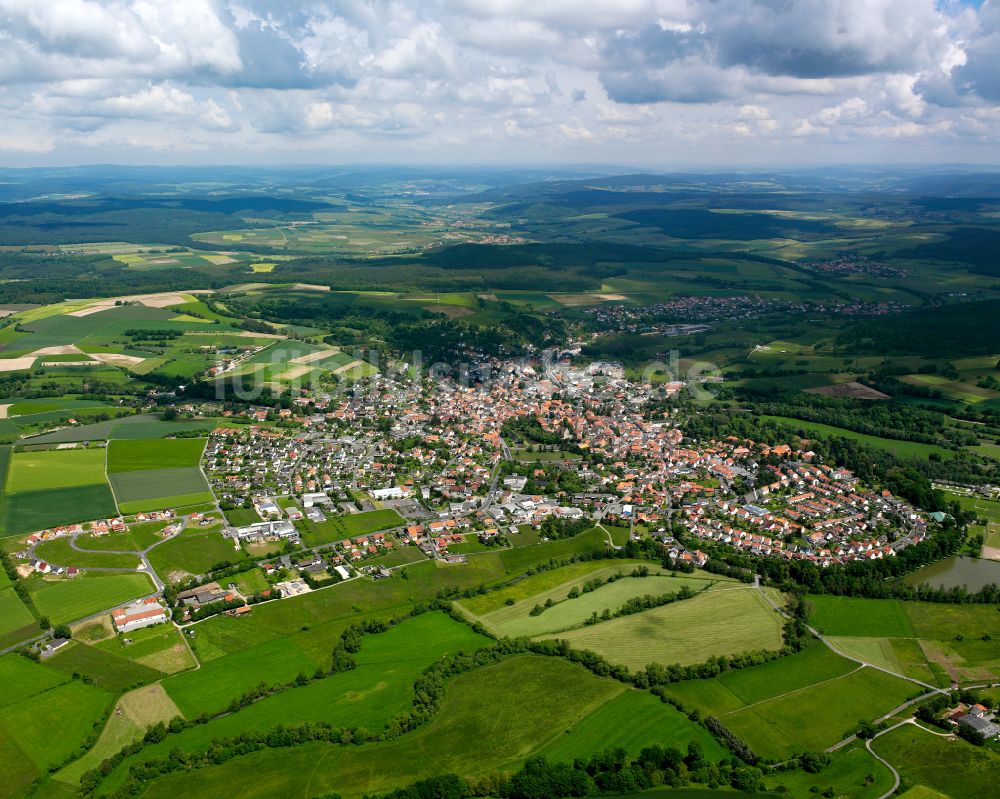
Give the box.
[763,743,895,799]
[43,639,164,691]
[116,655,696,799]
[466,568,719,638]
[107,438,207,472]
[720,666,915,758]
[872,724,1000,799]
[147,526,248,581]
[666,637,917,758]
[297,508,405,547]
[94,619,196,674]
[0,584,37,648]
[540,584,785,670]
[537,688,725,764]
[665,638,859,717]
[54,683,183,788]
[27,573,155,625]
[806,595,1000,684]
[107,437,212,514]
[99,612,491,779]
[0,447,117,536]
[32,537,141,570]
[0,674,112,783]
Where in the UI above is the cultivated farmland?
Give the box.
[28,573,154,625]
[472,570,719,638]
[107,438,207,472]
[541,585,785,670]
[127,655,631,799]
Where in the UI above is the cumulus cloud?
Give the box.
[0,0,996,163]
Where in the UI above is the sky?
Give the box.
[0,0,999,167]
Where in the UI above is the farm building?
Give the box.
[112,597,168,633]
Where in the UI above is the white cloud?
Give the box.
[0,0,994,163]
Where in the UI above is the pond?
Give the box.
[904,554,1000,592]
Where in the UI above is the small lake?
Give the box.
[905,554,1000,592]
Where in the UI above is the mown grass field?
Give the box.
[298,508,406,547]
[110,466,212,512]
[542,585,785,670]
[807,595,916,637]
[94,619,196,674]
[146,527,247,580]
[538,688,725,763]
[107,438,207,473]
[764,743,895,799]
[825,635,941,686]
[722,666,916,758]
[807,595,1000,683]
[33,536,141,570]
[4,446,108,492]
[458,559,678,616]
[54,683,182,787]
[44,640,164,691]
[132,655,631,799]
[664,638,858,717]
[872,724,1000,799]
[477,571,718,637]
[28,573,154,625]
[101,613,491,781]
[1,483,118,536]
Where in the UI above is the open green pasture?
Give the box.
[0,677,112,776]
[1,484,118,536]
[872,723,1000,799]
[33,536,141,569]
[128,655,632,799]
[0,586,37,647]
[764,743,896,799]
[161,635,323,717]
[28,573,154,625]
[187,556,511,662]
[664,638,858,717]
[147,527,247,580]
[110,466,212,511]
[43,639,164,692]
[538,687,725,764]
[0,653,69,708]
[498,527,609,573]
[722,665,916,758]
[298,508,405,546]
[107,437,206,472]
[807,595,916,637]
[105,613,490,777]
[477,571,717,638]
[4,446,107,493]
[542,585,785,670]
[17,413,201,445]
